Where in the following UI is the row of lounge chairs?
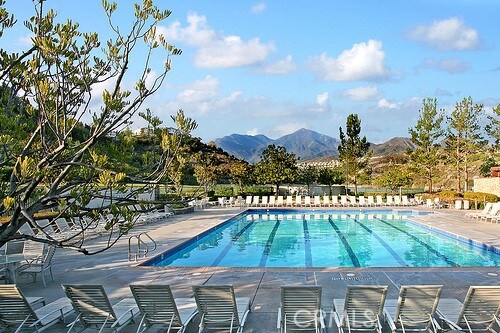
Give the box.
[2,284,497,333]
[466,202,500,223]
[244,195,420,208]
[14,204,173,241]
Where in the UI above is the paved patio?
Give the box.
[14,206,500,332]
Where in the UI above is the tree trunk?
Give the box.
[276,183,280,196]
[354,174,358,196]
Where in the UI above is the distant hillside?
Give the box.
[215,128,340,163]
[215,129,413,163]
[369,137,415,156]
[214,133,272,162]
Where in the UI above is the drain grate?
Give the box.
[332,272,373,281]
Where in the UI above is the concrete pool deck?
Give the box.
[15,206,499,332]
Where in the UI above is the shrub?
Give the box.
[215,186,234,197]
[463,192,498,208]
[438,190,462,199]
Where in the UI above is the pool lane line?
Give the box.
[302,217,313,267]
[211,218,258,266]
[259,218,281,267]
[374,217,459,267]
[348,214,408,267]
[327,216,361,267]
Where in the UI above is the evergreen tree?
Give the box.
[445,97,485,192]
[408,98,444,193]
[338,114,371,195]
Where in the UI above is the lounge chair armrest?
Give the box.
[277,307,282,329]
[436,311,460,330]
[384,309,397,332]
[431,317,441,332]
[29,305,72,327]
[110,307,137,328]
[333,311,342,328]
[319,309,326,329]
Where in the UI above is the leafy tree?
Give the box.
[317,166,345,195]
[374,164,413,195]
[445,97,485,192]
[298,166,318,195]
[193,152,220,196]
[485,104,500,150]
[0,0,194,254]
[479,156,497,177]
[255,145,298,195]
[408,98,444,193]
[338,114,371,195]
[228,159,252,195]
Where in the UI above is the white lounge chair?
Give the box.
[286,196,294,207]
[394,196,402,206]
[401,195,410,206]
[437,285,500,333]
[481,202,500,222]
[385,285,442,333]
[63,284,139,333]
[304,196,312,207]
[19,246,56,287]
[340,195,349,207]
[332,195,340,207]
[193,285,250,333]
[278,286,324,333]
[465,202,493,219]
[333,285,388,333]
[245,196,252,207]
[349,195,358,207]
[367,196,375,206]
[313,196,322,207]
[252,196,260,207]
[295,195,302,207]
[277,196,284,207]
[269,196,276,207]
[358,196,367,207]
[261,196,269,207]
[0,284,73,332]
[323,195,331,207]
[130,285,198,333]
[385,195,394,206]
[376,195,384,206]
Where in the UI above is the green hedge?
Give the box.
[463,192,498,209]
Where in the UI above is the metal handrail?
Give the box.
[127,232,156,261]
[138,232,157,252]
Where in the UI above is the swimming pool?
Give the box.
[143,210,499,268]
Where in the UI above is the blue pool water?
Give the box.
[143,210,499,268]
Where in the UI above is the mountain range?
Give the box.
[214,128,414,163]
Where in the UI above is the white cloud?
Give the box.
[260,55,297,74]
[246,128,260,135]
[377,98,399,110]
[309,40,390,81]
[341,86,380,101]
[177,75,219,104]
[17,34,34,47]
[168,75,245,115]
[422,58,471,74]
[316,92,329,106]
[269,123,307,137]
[159,13,275,68]
[407,17,480,51]
[251,2,266,14]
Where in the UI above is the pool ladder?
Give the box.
[128,232,157,262]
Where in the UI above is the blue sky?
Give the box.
[3,0,500,143]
